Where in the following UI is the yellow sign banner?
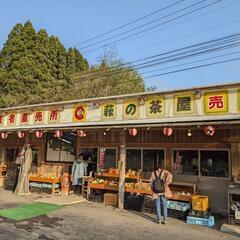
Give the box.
[102,102,117,120]
[174,94,194,114]
[123,100,139,120]
[204,91,228,114]
[147,96,164,117]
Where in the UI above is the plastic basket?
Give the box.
[192,195,209,212]
[167,200,190,212]
[187,216,214,227]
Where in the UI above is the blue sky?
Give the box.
[1,0,240,90]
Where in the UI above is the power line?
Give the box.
[142,50,240,75]
[73,0,185,47]
[82,0,223,54]
[79,0,207,50]
[112,0,240,55]
[123,18,240,57]
[144,56,240,78]
[71,33,240,80]
[52,55,240,96]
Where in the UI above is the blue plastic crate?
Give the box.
[187,216,215,227]
[167,200,190,212]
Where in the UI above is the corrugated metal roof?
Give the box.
[0,81,240,111]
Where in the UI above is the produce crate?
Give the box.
[143,196,155,208]
[167,200,190,212]
[29,186,43,193]
[187,215,215,227]
[124,193,144,211]
[142,205,156,214]
[104,193,118,207]
[168,209,189,220]
[188,210,210,218]
[192,195,209,211]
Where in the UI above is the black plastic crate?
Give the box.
[30,186,43,194]
[168,209,189,220]
[143,196,155,208]
[142,205,156,214]
[89,193,104,203]
[124,202,142,211]
[124,193,144,204]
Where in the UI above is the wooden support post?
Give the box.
[118,132,126,209]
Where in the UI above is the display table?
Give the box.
[97,172,140,181]
[87,182,196,204]
[29,176,60,194]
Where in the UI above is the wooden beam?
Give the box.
[118,131,126,209]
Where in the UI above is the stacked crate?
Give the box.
[187,195,215,227]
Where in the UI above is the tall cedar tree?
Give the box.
[0,21,146,107]
[0,21,88,107]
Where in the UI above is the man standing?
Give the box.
[71,153,88,194]
[149,164,173,224]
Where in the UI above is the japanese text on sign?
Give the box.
[175,94,194,114]
[102,102,116,120]
[147,97,164,117]
[123,100,139,119]
[33,110,44,124]
[205,91,228,113]
[48,109,60,123]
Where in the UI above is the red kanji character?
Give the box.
[35,112,43,122]
[0,115,3,124]
[209,95,224,109]
[50,110,59,121]
[9,114,15,124]
[21,113,28,123]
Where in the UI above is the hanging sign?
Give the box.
[99,148,106,168]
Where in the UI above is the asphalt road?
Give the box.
[0,201,238,240]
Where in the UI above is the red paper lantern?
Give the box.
[54,130,63,138]
[0,132,8,140]
[163,127,173,136]
[35,130,43,138]
[77,129,85,138]
[17,131,25,139]
[204,126,215,136]
[129,128,138,136]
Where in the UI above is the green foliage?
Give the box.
[0,21,89,107]
[0,21,148,108]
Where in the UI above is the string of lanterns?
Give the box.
[0,125,216,140]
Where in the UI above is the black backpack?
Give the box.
[152,170,165,194]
